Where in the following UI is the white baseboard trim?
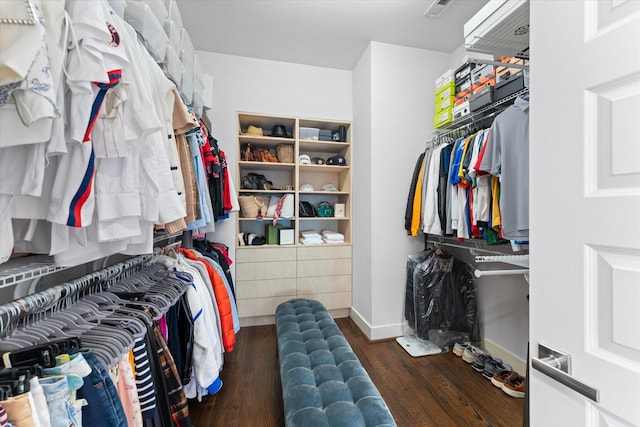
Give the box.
[349,307,372,338]
[483,338,527,377]
[349,308,404,341]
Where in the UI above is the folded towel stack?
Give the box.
[322,230,344,244]
[300,230,322,245]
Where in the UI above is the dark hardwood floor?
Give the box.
[189,317,524,427]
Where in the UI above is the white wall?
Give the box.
[351,42,450,339]
[195,52,352,276]
[351,46,373,325]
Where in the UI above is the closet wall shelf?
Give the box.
[0,256,65,290]
[0,232,182,290]
[468,57,528,70]
[475,254,529,268]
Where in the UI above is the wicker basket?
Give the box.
[239,196,268,218]
[276,144,294,163]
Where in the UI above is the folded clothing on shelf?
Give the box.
[322,230,344,242]
[322,238,344,244]
[301,238,323,245]
[300,230,322,245]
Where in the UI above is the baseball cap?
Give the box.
[326,155,347,166]
[321,184,338,192]
[300,184,315,191]
[299,154,310,164]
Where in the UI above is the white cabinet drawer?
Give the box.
[297,245,352,260]
[296,291,352,310]
[296,275,351,295]
[297,259,351,277]
[236,278,297,300]
[236,247,296,263]
[236,261,296,281]
[237,296,294,317]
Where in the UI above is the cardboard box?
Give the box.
[435,82,455,100]
[452,100,470,120]
[495,71,525,100]
[471,63,495,85]
[435,95,455,113]
[434,107,453,128]
[469,86,494,112]
[436,68,454,91]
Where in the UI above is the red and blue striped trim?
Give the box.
[67,70,121,227]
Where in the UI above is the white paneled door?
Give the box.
[530,0,640,426]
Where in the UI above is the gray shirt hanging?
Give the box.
[479,96,529,240]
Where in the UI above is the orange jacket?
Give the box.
[179,248,236,352]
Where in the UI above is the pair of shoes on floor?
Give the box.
[462,344,486,364]
[491,369,525,398]
[452,341,471,357]
[452,341,480,361]
[481,357,512,380]
[472,354,507,374]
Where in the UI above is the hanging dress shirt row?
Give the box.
[0,242,239,427]
[0,0,239,268]
[405,96,530,244]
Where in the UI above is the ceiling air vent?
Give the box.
[424,0,453,18]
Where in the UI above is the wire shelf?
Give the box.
[475,254,529,268]
[0,256,64,290]
[0,232,184,290]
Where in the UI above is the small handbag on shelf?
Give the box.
[316,201,334,217]
[239,196,268,218]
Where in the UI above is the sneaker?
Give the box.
[452,341,470,357]
[472,354,500,373]
[502,373,526,398]
[483,359,512,380]
[462,345,485,363]
[491,369,517,389]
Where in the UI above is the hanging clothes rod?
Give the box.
[0,254,153,338]
[474,268,529,278]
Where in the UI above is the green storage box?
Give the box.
[434,107,453,128]
[435,95,455,113]
[266,224,282,245]
[435,81,455,101]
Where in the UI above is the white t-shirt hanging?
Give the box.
[65,0,129,144]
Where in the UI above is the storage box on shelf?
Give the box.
[495,71,525,101]
[235,112,353,325]
[436,68,454,91]
[434,107,453,128]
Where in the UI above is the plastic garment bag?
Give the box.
[405,249,480,351]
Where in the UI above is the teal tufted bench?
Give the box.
[275,298,397,427]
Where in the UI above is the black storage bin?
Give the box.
[495,71,525,101]
[469,86,495,112]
